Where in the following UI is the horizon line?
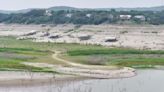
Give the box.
[0,5,164,11]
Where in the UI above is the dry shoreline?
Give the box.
[0,71,87,87]
[0,70,136,87]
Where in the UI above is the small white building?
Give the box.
[86,14,92,17]
[120,15,132,20]
[134,15,146,21]
[65,14,72,18]
[45,10,52,16]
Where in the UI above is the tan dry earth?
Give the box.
[0,71,83,86]
[0,24,164,50]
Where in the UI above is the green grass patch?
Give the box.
[0,58,40,70]
[66,48,164,68]
[109,58,164,65]
[1,36,164,69]
[67,48,164,56]
[0,47,51,56]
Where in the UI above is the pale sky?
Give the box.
[0,0,164,10]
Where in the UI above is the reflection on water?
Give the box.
[0,70,164,92]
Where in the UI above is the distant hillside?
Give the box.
[114,6,164,11]
[0,6,80,14]
[48,6,79,11]
[1,6,164,14]
[14,8,35,13]
[0,10,13,14]
[0,8,39,14]
[48,6,164,11]
[1,6,164,25]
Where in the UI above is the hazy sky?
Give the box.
[0,0,164,10]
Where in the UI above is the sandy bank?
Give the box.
[0,71,83,86]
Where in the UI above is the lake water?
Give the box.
[0,70,164,92]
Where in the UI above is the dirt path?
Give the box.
[52,51,85,67]
[22,51,136,79]
[52,51,118,69]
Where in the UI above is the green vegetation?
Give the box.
[0,47,54,72]
[0,56,52,72]
[0,9,164,25]
[67,48,164,56]
[0,36,164,70]
[0,37,104,70]
[0,48,50,55]
[0,37,56,72]
[65,48,164,68]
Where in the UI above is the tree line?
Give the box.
[0,9,164,25]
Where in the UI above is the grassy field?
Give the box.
[65,48,164,68]
[0,36,105,71]
[67,48,164,55]
[0,37,56,72]
[0,47,55,72]
[0,36,164,69]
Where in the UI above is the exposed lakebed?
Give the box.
[0,70,164,92]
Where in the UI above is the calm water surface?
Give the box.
[0,70,164,92]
